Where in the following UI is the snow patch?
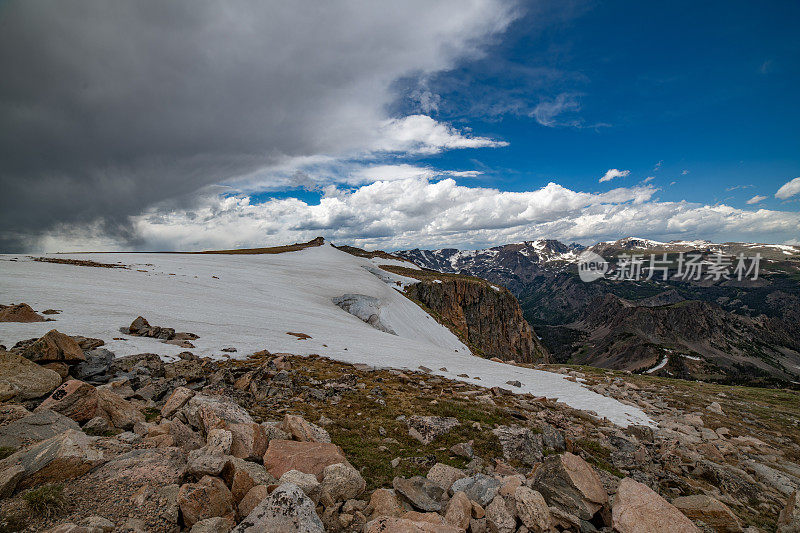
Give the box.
[645,355,669,373]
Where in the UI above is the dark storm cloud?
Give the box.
[0,0,515,251]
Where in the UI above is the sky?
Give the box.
[1,0,798,252]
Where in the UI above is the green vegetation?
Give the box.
[249,355,518,491]
[144,407,161,422]
[22,484,65,518]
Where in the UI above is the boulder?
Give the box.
[0,303,45,322]
[238,485,268,520]
[187,449,228,477]
[0,409,79,448]
[190,517,234,533]
[514,486,552,532]
[279,470,321,501]
[43,362,70,379]
[184,394,254,434]
[393,476,445,512]
[1,428,104,491]
[485,495,516,533]
[540,422,566,451]
[109,352,164,378]
[426,463,466,492]
[21,329,85,363]
[263,439,347,481]
[97,388,145,429]
[161,386,195,418]
[672,494,742,532]
[366,488,406,520]
[72,336,105,350]
[612,478,700,533]
[232,482,324,532]
[406,415,459,445]
[492,425,544,466]
[320,462,365,502]
[280,414,331,443]
[178,475,235,528]
[228,422,267,461]
[37,380,99,423]
[0,350,61,400]
[86,447,186,486]
[164,359,205,382]
[98,379,135,399]
[444,491,472,529]
[81,450,185,530]
[207,429,233,454]
[531,452,608,520]
[450,474,501,507]
[72,348,114,383]
[223,457,276,504]
[168,418,205,452]
[778,490,800,533]
[129,316,151,335]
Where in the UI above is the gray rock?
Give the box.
[190,517,233,533]
[450,441,474,459]
[406,415,460,445]
[280,470,321,501]
[0,409,79,448]
[187,449,228,477]
[531,452,608,521]
[450,474,501,507]
[486,495,516,533]
[109,352,165,377]
[232,482,323,532]
[426,463,466,492]
[183,394,254,434]
[393,476,445,512]
[743,460,798,496]
[540,423,565,452]
[492,425,544,466]
[693,460,760,502]
[73,348,115,383]
[320,462,365,502]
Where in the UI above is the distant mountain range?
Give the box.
[395,237,800,387]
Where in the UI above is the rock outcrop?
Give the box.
[405,278,548,362]
[0,303,45,322]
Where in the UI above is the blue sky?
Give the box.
[3,1,799,251]
[405,0,800,210]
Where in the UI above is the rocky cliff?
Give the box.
[404,277,549,364]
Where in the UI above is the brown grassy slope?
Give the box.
[196,236,325,255]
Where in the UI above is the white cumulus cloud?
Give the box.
[747,195,767,204]
[36,177,800,253]
[775,177,800,200]
[599,169,631,183]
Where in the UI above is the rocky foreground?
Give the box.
[0,322,799,532]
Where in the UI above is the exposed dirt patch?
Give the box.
[31,257,127,269]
